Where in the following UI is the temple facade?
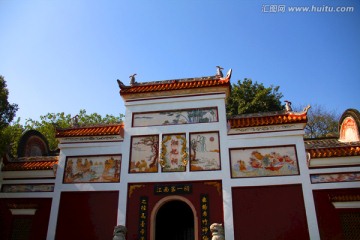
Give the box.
[1,69,360,240]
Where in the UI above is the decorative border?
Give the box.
[229,145,299,178]
[132,107,218,127]
[60,135,123,143]
[227,123,305,135]
[63,154,121,183]
[129,135,159,173]
[1,184,54,192]
[160,133,187,172]
[310,172,360,184]
[190,131,221,171]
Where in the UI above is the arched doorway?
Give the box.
[155,200,195,240]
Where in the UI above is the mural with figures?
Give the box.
[133,107,218,127]
[230,145,299,178]
[64,155,121,183]
[130,135,159,173]
[190,132,221,171]
[160,134,187,172]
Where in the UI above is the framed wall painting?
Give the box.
[1,184,54,192]
[129,135,159,173]
[132,107,218,127]
[310,172,360,184]
[230,145,299,178]
[160,133,187,172]
[63,155,121,183]
[190,132,221,171]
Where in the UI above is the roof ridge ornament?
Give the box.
[117,73,138,90]
[129,73,137,86]
[216,66,232,81]
[285,100,293,112]
[225,68,232,80]
[216,66,224,77]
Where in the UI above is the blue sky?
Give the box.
[1,0,359,124]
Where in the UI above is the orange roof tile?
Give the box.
[329,194,360,202]
[56,124,124,138]
[120,76,230,95]
[305,138,360,158]
[2,158,58,171]
[228,111,308,129]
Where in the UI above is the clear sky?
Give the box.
[1,0,359,124]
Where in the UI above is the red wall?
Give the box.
[313,188,360,240]
[55,191,119,240]
[232,184,309,240]
[126,180,224,240]
[0,198,52,240]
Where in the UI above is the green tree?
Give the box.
[0,118,24,157]
[0,75,19,156]
[25,109,124,151]
[302,104,340,138]
[226,78,284,117]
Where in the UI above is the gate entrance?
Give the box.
[155,200,194,240]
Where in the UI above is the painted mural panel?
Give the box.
[230,145,299,178]
[132,107,218,127]
[160,134,187,172]
[190,132,221,171]
[130,135,159,173]
[311,172,360,184]
[64,155,121,183]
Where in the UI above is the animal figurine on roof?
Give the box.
[129,73,137,86]
[216,66,224,78]
[285,100,292,112]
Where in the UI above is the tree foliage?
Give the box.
[0,75,19,156]
[0,118,23,157]
[226,78,284,116]
[25,109,124,151]
[302,104,340,138]
[2,110,124,157]
[0,75,18,129]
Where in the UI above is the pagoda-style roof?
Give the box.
[56,124,124,138]
[227,107,309,134]
[305,138,360,159]
[118,70,232,101]
[228,110,308,129]
[1,156,58,171]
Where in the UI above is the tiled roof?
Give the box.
[120,76,230,95]
[228,111,308,129]
[56,124,124,138]
[329,194,360,202]
[305,138,360,158]
[2,156,58,171]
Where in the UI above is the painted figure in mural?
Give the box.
[113,225,127,240]
[210,223,225,240]
[197,135,207,152]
